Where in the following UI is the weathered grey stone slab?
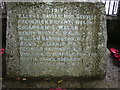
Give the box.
[6,2,107,78]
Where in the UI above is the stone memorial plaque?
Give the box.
[6,2,107,78]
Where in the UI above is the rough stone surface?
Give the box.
[6,2,107,78]
[2,52,119,88]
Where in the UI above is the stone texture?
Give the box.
[2,51,119,88]
[6,2,107,78]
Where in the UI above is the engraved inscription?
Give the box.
[18,8,96,63]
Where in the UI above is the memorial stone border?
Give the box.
[5,2,107,79]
